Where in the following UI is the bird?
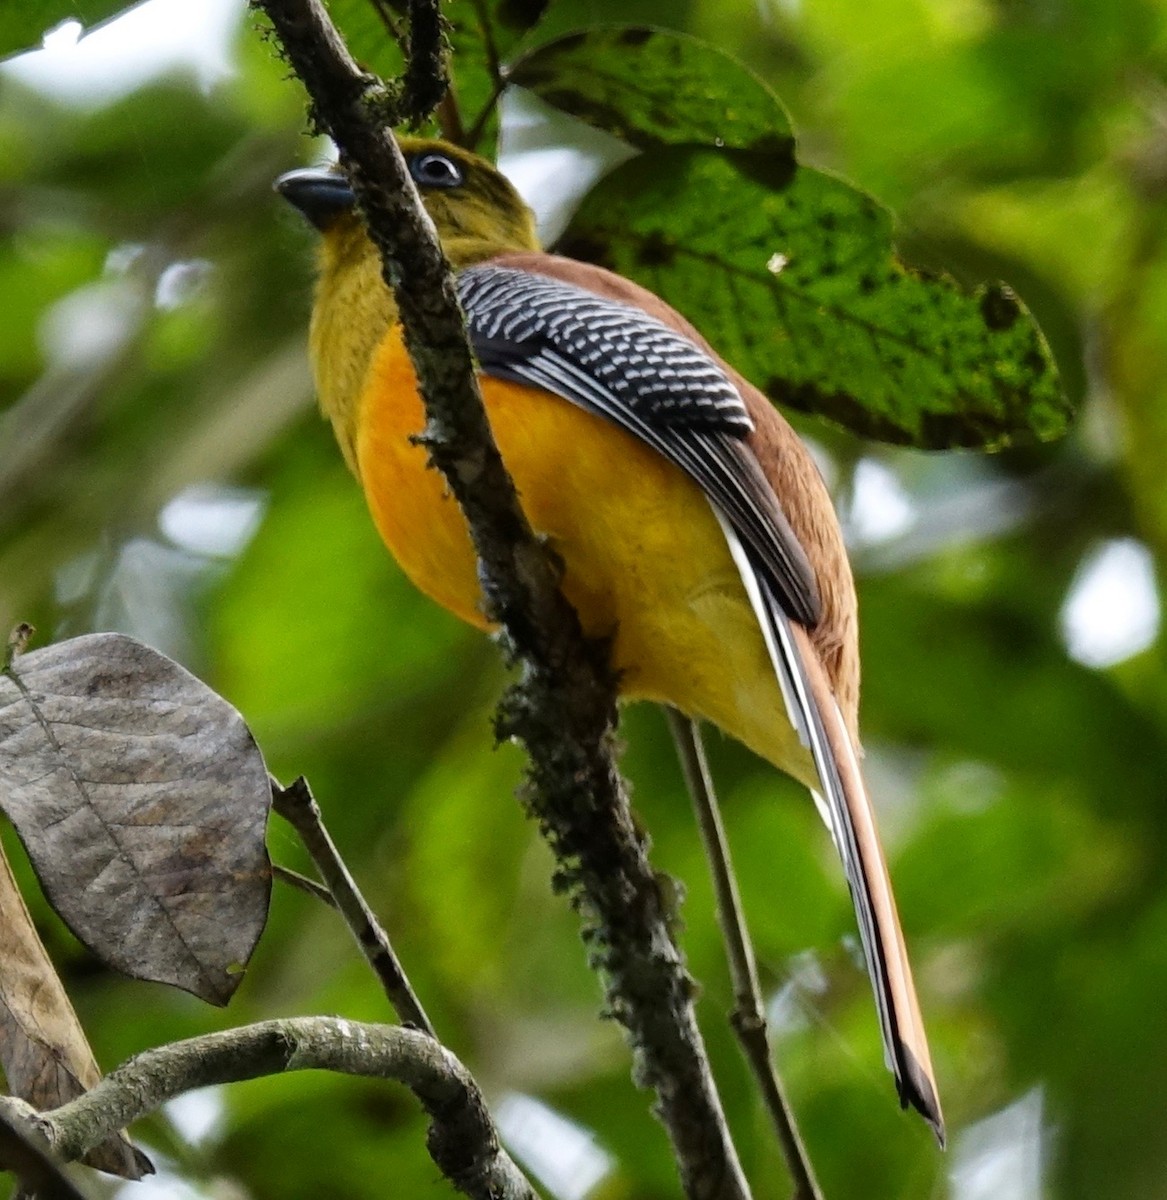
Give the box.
[276,136,943,1140]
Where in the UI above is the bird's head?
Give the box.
[275,138,537,473]
[275,136,539,267]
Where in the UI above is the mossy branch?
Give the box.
[249,1,751,1195]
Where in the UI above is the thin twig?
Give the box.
[667,710,823,1200]
[271,776,435,1037]
[463,78,506,152]
[272,862,338,908]
[3,1019,540,1200]
[469,0,503,90]
[369,0,408,53]
[460,0,504,150]
[252,3,750,1195]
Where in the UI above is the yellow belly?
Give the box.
[355,328,813,786]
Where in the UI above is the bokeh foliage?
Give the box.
[1,1,1166,1198]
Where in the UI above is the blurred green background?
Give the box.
[2,0,1166,1197]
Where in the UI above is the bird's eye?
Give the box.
[409,152,464,189]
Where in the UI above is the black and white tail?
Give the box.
[718,514,945,1144]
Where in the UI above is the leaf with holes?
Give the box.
[0,633,271,1005]
[514,27,1069,449]
[0,840,151,1179]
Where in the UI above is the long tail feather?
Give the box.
[717,513,944,1143]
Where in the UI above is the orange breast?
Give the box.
[354,326,812,784]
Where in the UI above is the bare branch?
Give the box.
[271,776,433,1035]
[271,863,338,909]
[5,1019,539,1200]
[250,3,749,1195]
[667,711,822,1200]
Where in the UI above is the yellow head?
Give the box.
[276,138,539,469]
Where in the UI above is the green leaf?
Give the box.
[509,25,794,154]
[516,27,1069,449]
[0,0,129,61]
[560,148,1067,448]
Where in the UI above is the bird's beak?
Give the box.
[275,167,356,231]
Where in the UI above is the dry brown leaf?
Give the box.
[0,632,272,1005]
[0,838,149,1179]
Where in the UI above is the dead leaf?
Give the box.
[0,838,150,1179]
[0,633,271,1005]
